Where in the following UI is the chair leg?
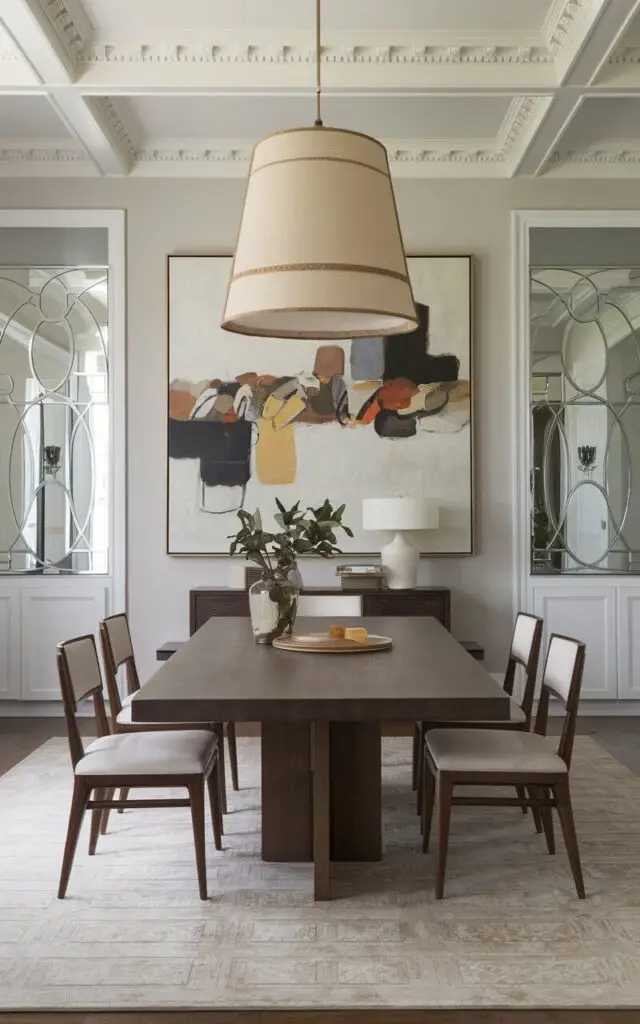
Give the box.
[207,767,223,851]
[117,786,129,814]
[416,722,425,814]
[187,777,208,900]
[527,785,544,834]
[515,784,528,814]
[100,787,115,836]
[435,774,453,900]
[555,778,586,899]
[89,787,105,855]
[421,756,436,852]
[411,722,420,790]
[538,786,555,855]
[226,722,239,791]
[58,777,90,898]
[213,723,228,814]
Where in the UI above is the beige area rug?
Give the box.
[1,736,640,1010]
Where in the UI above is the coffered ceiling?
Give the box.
[0,0,639,178]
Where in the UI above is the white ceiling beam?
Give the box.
[0,0,133,174]
[513,0,640,175]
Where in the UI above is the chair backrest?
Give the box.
[503,612,544,725]
[296,595,362,617]
[99,613,140,719]
[534,633,586,768]
[57,634,110,767]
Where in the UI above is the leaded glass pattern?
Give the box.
[530,266,640,574]
[0,267,109,573]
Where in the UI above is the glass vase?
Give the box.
[248,576,299,644]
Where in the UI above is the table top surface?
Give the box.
[132,617,509,723]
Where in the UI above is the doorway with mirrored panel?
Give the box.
[0,212,125,705]
[515,213,640,706]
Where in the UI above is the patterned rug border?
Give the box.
[1,736,640,1012]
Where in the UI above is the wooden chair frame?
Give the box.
[421,633,587,900]
[414,613,544,812]
[57,635,222,900]
[100,613,239,813]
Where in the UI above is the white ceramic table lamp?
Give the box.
[362,498,439,589]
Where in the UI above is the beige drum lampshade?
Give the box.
[221,126,418,340]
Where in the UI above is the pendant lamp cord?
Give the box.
[315,0,323,126]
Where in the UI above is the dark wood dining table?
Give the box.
[132,616,509,899]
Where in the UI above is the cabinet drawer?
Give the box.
[191,593,249,633]
[362,592,449,628]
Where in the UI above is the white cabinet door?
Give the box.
[21,585,109,700]
[618,587,640,699]
[0,590,21,699]
[532,585,617,699]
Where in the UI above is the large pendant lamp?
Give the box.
[221,0,418,340]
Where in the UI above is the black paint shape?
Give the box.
[373,409,418,438]
[169,418,252,488]
[383,302,460,385]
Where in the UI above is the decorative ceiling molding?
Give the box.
[608,46,640,63]
[0,145,89,161]
[550,147,640,164]
[135,147,250,164]
[89,96,134,155]
[543,0,602,53]
[39,0,86,61]
[81,42,555,67]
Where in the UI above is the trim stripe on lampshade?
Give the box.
[222,125,418,340]
[230,263,411,284]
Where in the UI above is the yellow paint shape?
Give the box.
[256,394,302,484]
[352,380,383,390]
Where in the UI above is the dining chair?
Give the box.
[99,612,238,813]
[421,633,586,900]
[56,633,222,900]
[296,594,362,616]
[413,612,544,814]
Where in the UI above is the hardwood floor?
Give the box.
[0,1010,638,1022]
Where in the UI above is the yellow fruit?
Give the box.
[328,624,346,639]
[344,627,368,643]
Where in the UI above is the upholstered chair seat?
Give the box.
[115,703,204,730]
[76,730,217,777]
[426,728,567,776]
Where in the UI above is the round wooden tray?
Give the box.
[272,632,392,654]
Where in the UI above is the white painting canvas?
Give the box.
[168,255,472,555]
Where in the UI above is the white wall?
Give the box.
[2,176,640,680]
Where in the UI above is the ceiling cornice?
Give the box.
[608,46,640,63]
[0,145,88,161]
[80,42,555,66]
[551,147,640,164]
[543,0,604,52]
[39,0,86,61]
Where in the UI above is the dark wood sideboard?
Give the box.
[189,586,451,636]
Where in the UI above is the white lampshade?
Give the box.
[362,497,439,532]
[221,126,418,340]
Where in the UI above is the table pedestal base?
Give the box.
[261,720,383,898]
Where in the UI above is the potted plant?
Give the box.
[229,498,353,643]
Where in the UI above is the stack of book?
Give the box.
[335,564,386,590]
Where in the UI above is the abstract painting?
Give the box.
[167,255,472,555]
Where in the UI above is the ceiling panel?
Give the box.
[559,98,640,149]
[0,95,71,138]
[81,0,553,38]
[120,94,511,144]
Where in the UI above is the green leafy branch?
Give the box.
[229,498,353,582]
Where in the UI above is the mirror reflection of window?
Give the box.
[530,264,640,574]
[0,266,109,574]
